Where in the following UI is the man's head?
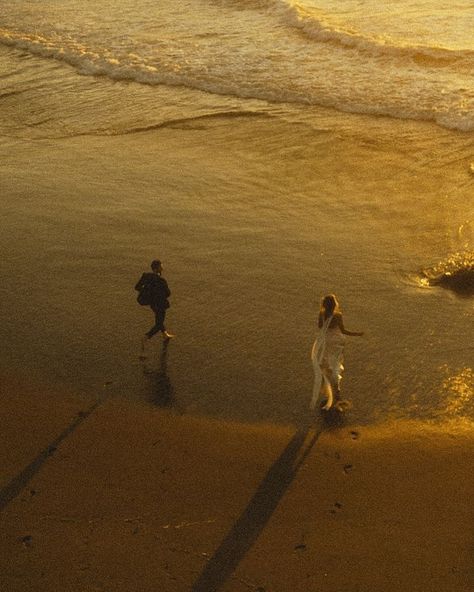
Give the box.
[151,259,163,273]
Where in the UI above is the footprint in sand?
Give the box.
[20,535,33,547]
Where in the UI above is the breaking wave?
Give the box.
[271,0,474,65]
[1,17,474,132]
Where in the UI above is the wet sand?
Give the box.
[1,380,473,592]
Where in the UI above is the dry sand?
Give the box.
[1,378,473,592]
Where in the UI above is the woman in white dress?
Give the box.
[311,294,363,411]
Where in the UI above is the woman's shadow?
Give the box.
[191,419,321,592]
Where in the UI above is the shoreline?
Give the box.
[1,381,473,591]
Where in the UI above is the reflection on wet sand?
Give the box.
[141,341,175,408]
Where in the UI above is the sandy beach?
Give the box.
[1,379,472,592]
[2,1,473,590]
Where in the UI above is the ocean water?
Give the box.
[0,0,473,427]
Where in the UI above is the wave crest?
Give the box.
[1,25,474,132]
[226,0,474,64]
[272,0,474,65]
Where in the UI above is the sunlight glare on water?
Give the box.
[442,366,474,417]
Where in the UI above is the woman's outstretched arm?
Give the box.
[338,315,364,336]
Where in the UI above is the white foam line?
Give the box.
[270,0,474,65]
[1,28,473,132]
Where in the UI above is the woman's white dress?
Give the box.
[310,316,345,410]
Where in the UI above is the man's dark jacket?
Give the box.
[135,273,171,309]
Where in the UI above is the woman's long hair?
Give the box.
[320,294,340,319]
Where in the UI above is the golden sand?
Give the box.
[1,380,473,592]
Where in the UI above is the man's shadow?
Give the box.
[141,340,175,408]
[191,421,321,592]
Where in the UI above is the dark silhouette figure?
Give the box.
[135,259,174,354]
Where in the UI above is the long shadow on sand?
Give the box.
[191,422,321,592]
[0,399,101,512]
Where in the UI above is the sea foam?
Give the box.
[1,12,474,133]
[272,0,474,65]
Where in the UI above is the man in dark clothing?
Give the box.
[135,259,174,350]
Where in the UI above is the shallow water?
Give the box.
[0,1,473,427]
